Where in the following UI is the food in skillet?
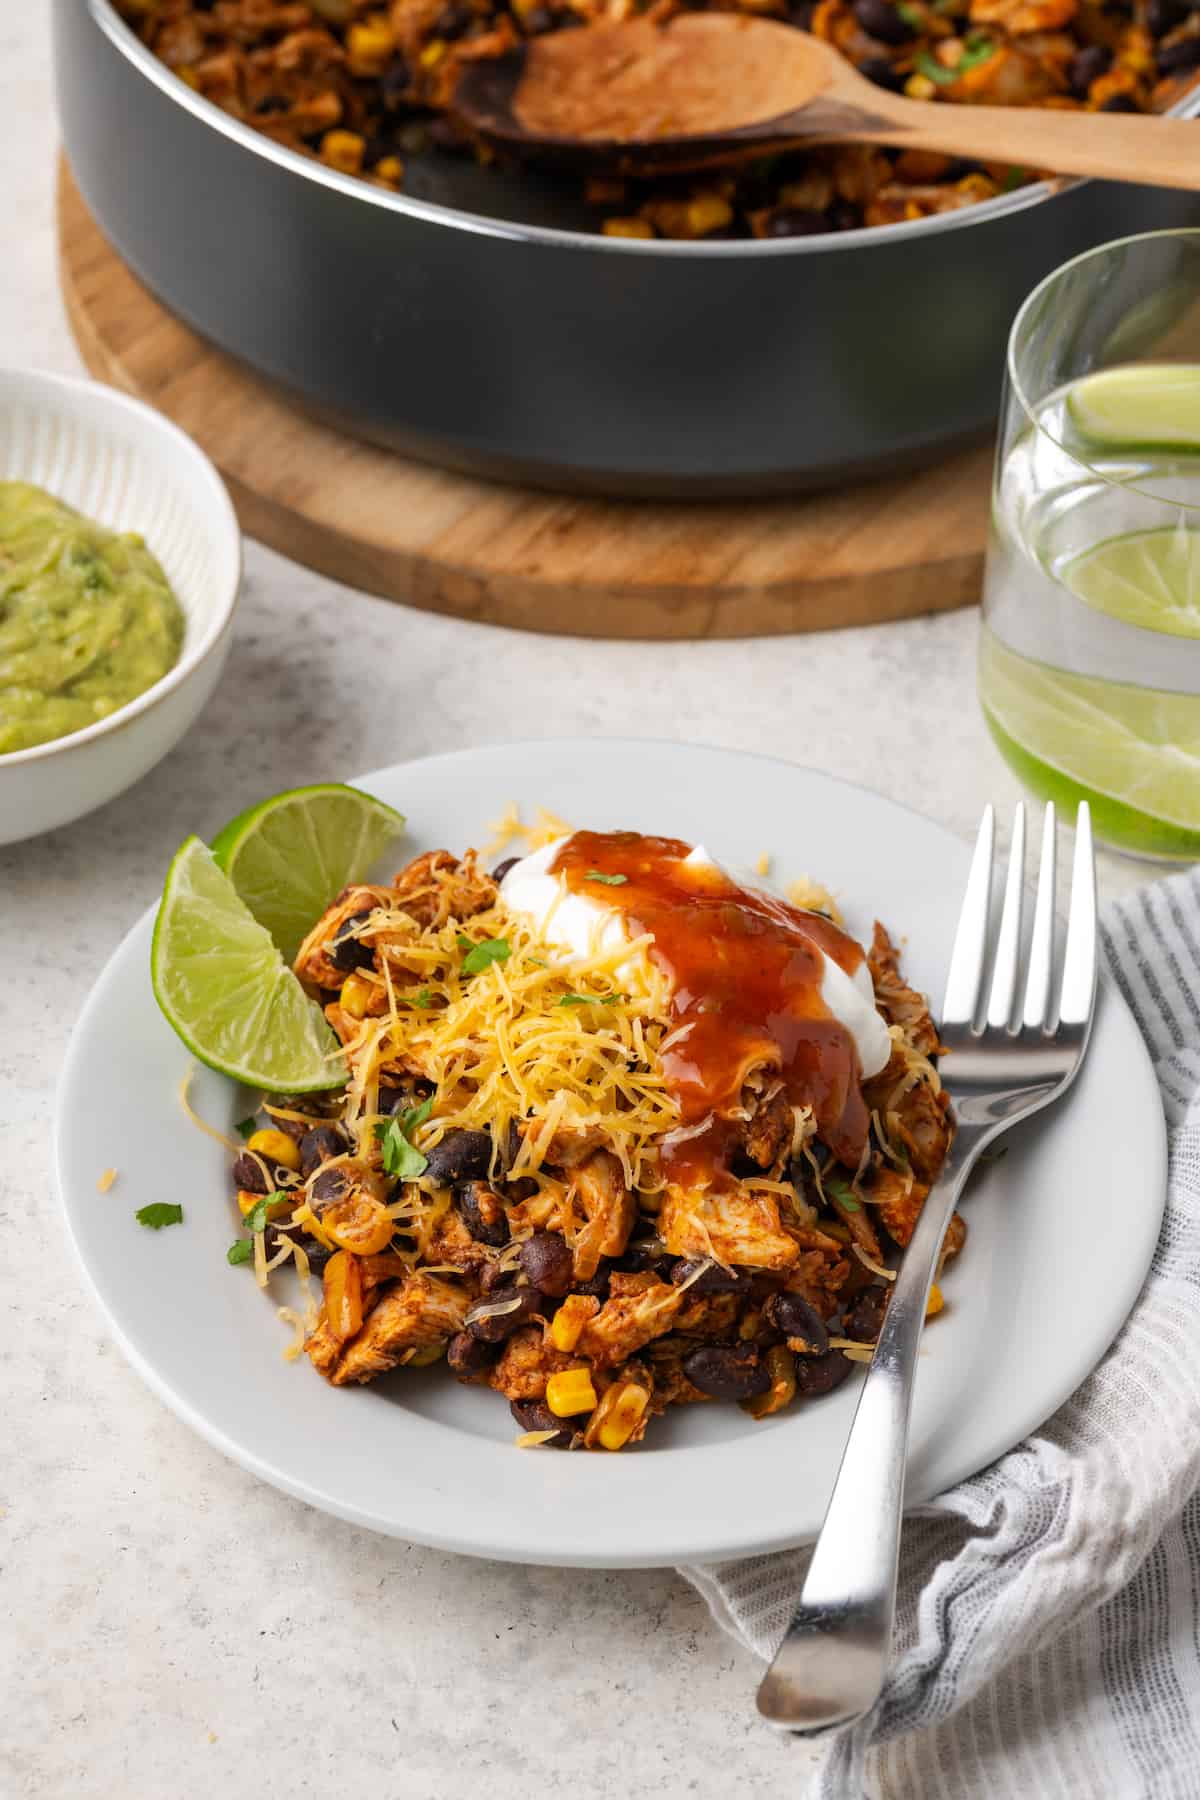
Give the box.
[228,824,959,1451]
[117,0,1200,240]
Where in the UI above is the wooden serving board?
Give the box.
[58,163,990,640]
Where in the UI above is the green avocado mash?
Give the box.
[0,481,185,755]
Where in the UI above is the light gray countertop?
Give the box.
[0,13,1147,1798]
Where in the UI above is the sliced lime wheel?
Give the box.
[151,837,345,1091]
[979,630,1200,858]
[212,783,404,963]
[1065,364,1200,451]
[1063,526,1200,640]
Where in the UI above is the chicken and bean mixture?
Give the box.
[228,836,960,1451]
[118,0,1200,239]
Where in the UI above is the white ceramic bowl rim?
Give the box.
[0,366,241,769]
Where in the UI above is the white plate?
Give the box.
[55,740,1166,1568]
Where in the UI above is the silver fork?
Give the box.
[756,800,1097,1733]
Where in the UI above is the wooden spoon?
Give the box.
[453,13,1200,187]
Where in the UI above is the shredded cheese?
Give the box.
[96,1168,117,1193]
[178,1066,243,1154]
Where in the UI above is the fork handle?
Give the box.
[756,1124,989,1732]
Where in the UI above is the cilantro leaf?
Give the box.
[136,1203,184,1230]
[403,987,432,1008]
[460,937,511,977]
[242,1193,287,1235]
[896,1,923,23]
[825,1178,861,1213]
[1000,166,1028,193]
[558,992,628,1008]
[585,870,627,885]
[456,932,473,950]
[227,1239,254,1265]
[235,1116,258,1140]
[374,1107,430,1181]
[916,35,994,83]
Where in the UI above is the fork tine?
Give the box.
[942,805,995,1027]
[986,803,1026,1029]
[1022,803,1057,1030]
[1059,803,1097,1027]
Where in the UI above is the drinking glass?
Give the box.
[979,231,1200,862]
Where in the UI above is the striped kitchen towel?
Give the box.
[679,865,1200,1799]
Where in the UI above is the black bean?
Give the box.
[467,1283,544,1342]
[763,1291,830,1351]
[519,1231,575,1298]
[683,1345,772,1402]
[423,1128,493,1186]
[853,0,914,41]
[670,1258,751,1295]
[330,909,376,973]
[379,1079,433,1116]
[447,1330,499,1375]
[265,1222,332,1275]
[510,1399,575,1448]
[380,55,411,110]
[573,1262,613,1302]
[427,116,470,152]
[458,1181,510,1247]
[299,1125,348,1178]
[232,1151,291,1195]
[765,205,829,238]
[619,1240,677,1278]
[263,1101,320,1142]
[788,1,815,26]
[311,1166,349,1208]
[1066,43,1111,95]
[254,93,288,115]
[858,55,906,92]
[843,1286,889,1344]
[828,201,862,231]
[794,1349,855,1399]
[492,857,520,882]
[1158,35,1200,72]
[1100,91,1140,109]
[1148,0,1187,34]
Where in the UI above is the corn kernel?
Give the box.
[546,1367,598,1417]
[926,1283,945,1319]
[324,1250,363,1342]
[603,217,655,239]
[686,194,733,237]
[237,1188,292,1220]
[905,73,937,100]
[374,156,405,185]
[177,66,200,90]
[247,1128,302,1172]
[550,1294,598,1352]
[339,972,374,1018]
[597,1383,649,1450]
[320,129,366,174]
[347,15,396,75]
[420,39,447,69]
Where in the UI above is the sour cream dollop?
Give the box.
[499,836,891,1079]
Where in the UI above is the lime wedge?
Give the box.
[211,784,404,963]
[979,630,1200,857]
[1065,364,1200,450]
[1063,526,1200,639]
[151,837,345,1092]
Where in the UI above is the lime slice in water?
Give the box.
[151,837,345,1092]
[1064,526,1200,639]
[212,783,405,963]
[980,631,1200,854]
[1065,364,1200,451]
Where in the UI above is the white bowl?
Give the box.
[0,367,241,844]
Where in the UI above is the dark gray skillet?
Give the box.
[55,0,1200,499]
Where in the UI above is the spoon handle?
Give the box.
[836,93,1200,193]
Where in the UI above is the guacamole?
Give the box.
[0,482,185,755]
